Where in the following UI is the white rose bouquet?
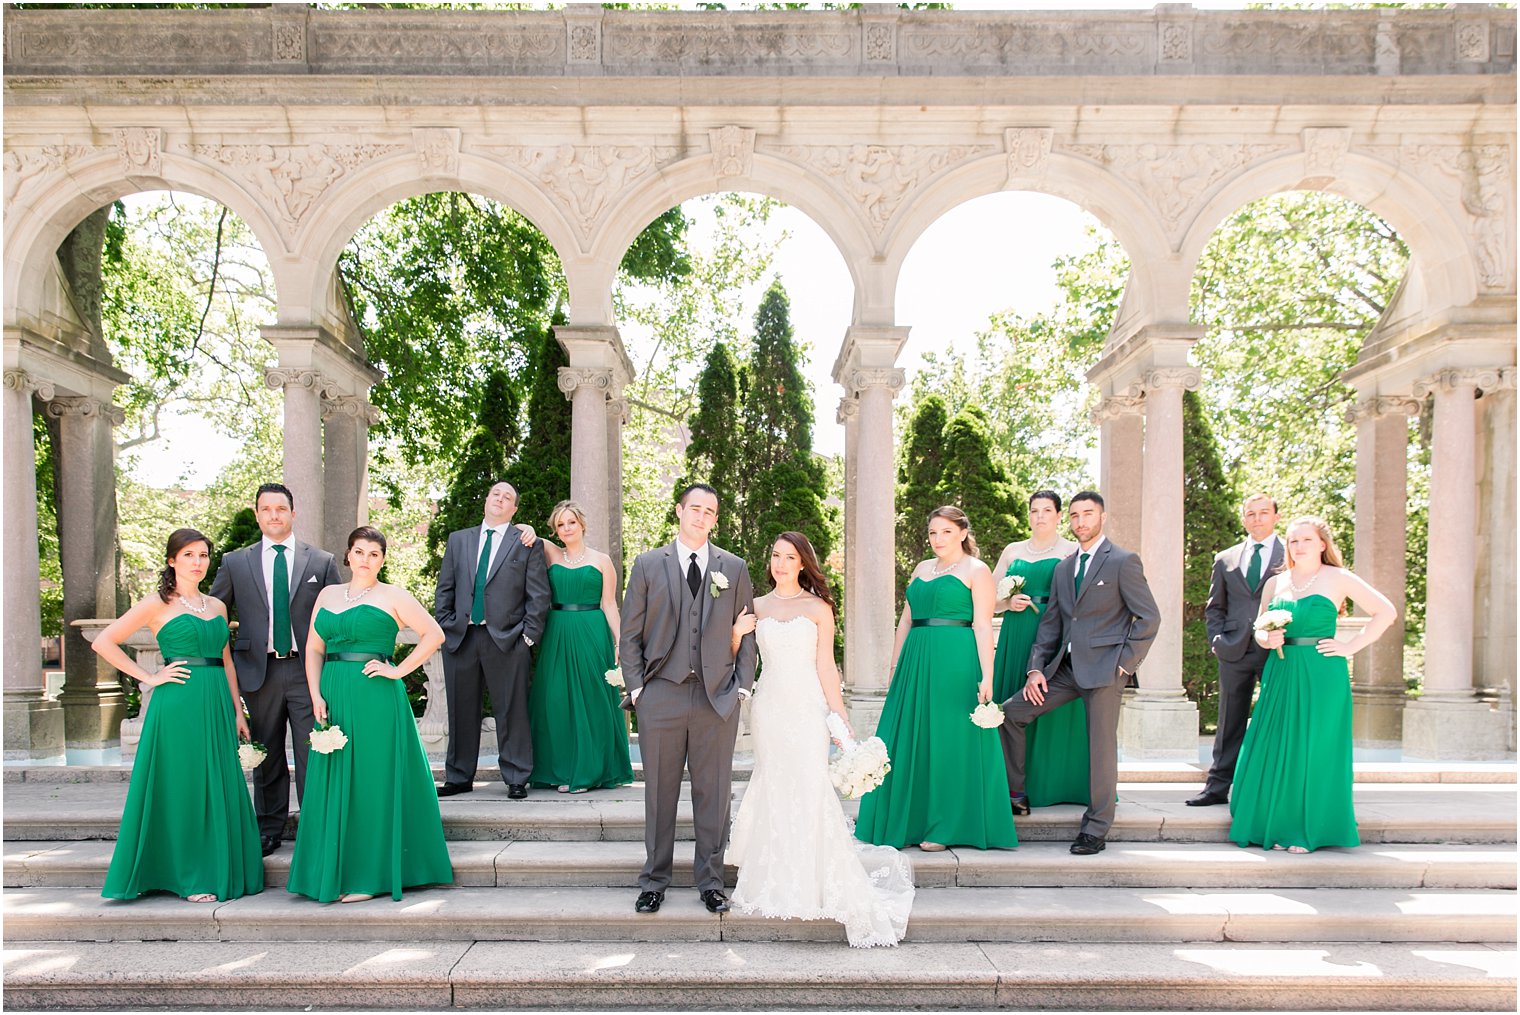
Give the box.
[970,701,1005,729]
[996,573,1026,603]
[605,666,625,689]
[826,713,890,799]
[308,722,349,755]
[1254,608,1295,659]
[237,740,267,770]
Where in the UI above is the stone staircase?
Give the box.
[3,761,1515,1010]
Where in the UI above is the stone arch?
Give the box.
[1178,151,1479,318]
[291,150,582,330]
[576,151,875,327]
[4,150,287,330]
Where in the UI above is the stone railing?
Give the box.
[4,5,1512,80]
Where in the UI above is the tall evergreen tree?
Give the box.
[936,405,1028,564]
[895,394,950,602]
[1181,388,1241,732]
[683,340,746,542]
[427,368,522,579]
[504,314,571,538]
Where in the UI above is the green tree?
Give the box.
[427,368,522,579]
[205,507,262,601]
[1180,389,1241,732]
[34,413,63,638]
[503,315,572,537]
[895,394,950,601]
[935,405,1028,563]
[683,340,746,531]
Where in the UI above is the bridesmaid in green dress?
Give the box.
[1229,516,1395,854]
[856,506,1019,853]
[287,526,452,903]
[529,499,633,793]
[991,491,1084,808]
[93,528,262,903]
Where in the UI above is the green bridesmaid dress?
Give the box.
[286,605,453,901]
[102,613,263,901]
[856,575,1019,850]
[992,555,1091,807]
[528,563,633,792]
[1229,594,1359,852]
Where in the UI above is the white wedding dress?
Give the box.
[729,615,915,948]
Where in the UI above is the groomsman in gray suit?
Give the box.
[210,482,341,856]
[1000,490,1160,855]
[434,481,550,799]
[1188,493,1284,807]
[620,483,757,915]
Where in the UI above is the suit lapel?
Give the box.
[288,539,307,604]
[700,548,723,629]
[249,543,271,611]
[1074,542,1112,607]
[664,542,686,618]
[487,525,515,583]
[465,527,483,587]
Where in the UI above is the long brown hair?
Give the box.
[158,528,212,604]
[768,531,835,610]
[927,505,979,558]
[1284,516,1344,568]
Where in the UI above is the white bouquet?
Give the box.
[308,723,349,755]
[604,666,625,689]
[996,573,1027,602]
[1254,608,1295,659]
[826,714,890,799]
[970,701,1005,729]
[237,740,267,770]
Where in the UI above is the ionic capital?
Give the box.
[848,368,905,396]
[1347,395,1421,423]
[321,394,381,426]
[44,395,125,426]
[3,369,56,402]
[836,396,860,424]
[1411,367,1506,399]
[606,396,630,425]
[264,367,338,398]
[557,367,615,400]
[1088,393,1146,425]
[1140,367,1201,392]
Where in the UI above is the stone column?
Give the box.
[837,396,861,692]
[2,369,65,762]
[265,367,331,547]
[1348,395,1420,748]
[1473,370,1517,750]
[606,394,628,582]
[321,394,378,559]
[1091,393,1145,551]
[847,368,905,737]
[558,367,615,549]
[1118,367,1200,759]
[48,394,127,762]
[1404,368,1509,759]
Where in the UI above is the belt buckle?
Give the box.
[271,650,297,660]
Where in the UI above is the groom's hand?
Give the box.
[1023,670,1048,706]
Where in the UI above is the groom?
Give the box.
[620,483,757,915]
[999,490,1159,856]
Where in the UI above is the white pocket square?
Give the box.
[306,575,318,583]
[1095,580,1107,586]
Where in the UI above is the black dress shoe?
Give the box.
[507,783,528,799]
[700,889,731,913]
[436,782,473,798]
[1009,795,1031,816]
[1070,833,1106,855]
[634,890,664,914]
[1185,790,1229,807]
[260,835,281,857]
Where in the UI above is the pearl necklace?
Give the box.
[343,582,376,604]
[562,547,588,567]
[178,593,208,614]
[773,587,806,601]
[930,555,962,576]
[1287,568,1321,597]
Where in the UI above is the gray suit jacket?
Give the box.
[1027,539,1161,689]
[619,541,758,720]
[209,538,341,694]
[434,523,550,655]
[1205,538,1285,664]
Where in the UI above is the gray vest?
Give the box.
[684,569,703,679]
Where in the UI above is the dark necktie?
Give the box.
[1246,542,1264,592]
[687,553,702,599]
[271,544,291,656]
[471,528,495,624]
[1074,551,1091,597]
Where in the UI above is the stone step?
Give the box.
[9,839,1516,892]
[5,779,1514,845]
[4,885,1515,946]
[5,939,1514,1011]
[3,939,1514,1011]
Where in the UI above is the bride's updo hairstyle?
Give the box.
[769,531,835,610]
[927,505,979,558]
[158,528,212,604]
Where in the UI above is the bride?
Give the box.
[727,531,915,948]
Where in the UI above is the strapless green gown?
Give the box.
[856,576,1018,849]
[993,555,1091,807]
[102,613,263,901]
[1229,594,1359,851]
[286,605,453,901]
[529,564,633,791]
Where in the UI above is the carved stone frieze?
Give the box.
[772,143,993,236]
[44,395,126,427]
[3,369,57,403]
[897,22,1146,65]
[1347,395,1421,424]
[1062,142,1290,233]
[1089,393,1146,426]
[710,126,756,179]
[3,145,110,210]
[864,22,896,63]
[848,368,906,395]
[321,394,381,425]
[1374,21,1400,74]
[1004,128,1054,182]
[601,23,854,64]
[311,23,561,66]
[1456,21,1491,63]
[485,144,681,238]
[116,127,162,177]
[264,367,339,399]
[557,367,615,399]
[273,22,306,62]
[1197,19,1375,64]
[567,23,600,64]
[183,142,407,233]
[414,128,461,177]
[1158,22,1192,63]
[1302,127,1351,176]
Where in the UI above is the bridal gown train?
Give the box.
[729,615,915,948]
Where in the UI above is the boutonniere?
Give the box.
[709,571,729,599]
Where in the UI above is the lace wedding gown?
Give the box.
[729,615,915,948]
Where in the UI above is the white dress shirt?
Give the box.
[477,522,512,579]
[261,536,296,651]
[1239,534,1279,574]
[675,536,710,582]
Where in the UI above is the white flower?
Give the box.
[237,742,267,770]
[830,736,891,799]
[997,574,1026,601]
[308,724,349,755]
[970,701,1005,729]
[605,667,625,688]
[1254,609,1294,633]
[709,571,729,598]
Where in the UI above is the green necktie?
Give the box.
[271,544,291,656]
[471,528,495,625]
[1074,551,1091,597]
[1246,542,1264,592]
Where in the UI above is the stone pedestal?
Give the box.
[1118,689,1201,761]
[1403,698,1510,760]
[847,689,888,743]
